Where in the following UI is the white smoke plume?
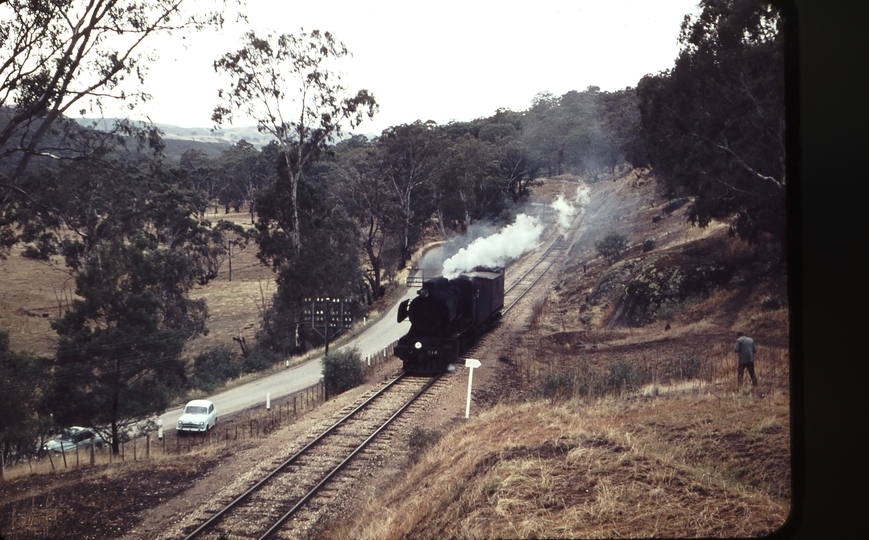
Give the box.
[575,184,590,207]
[442,213,544,278]
[551,194,576,229]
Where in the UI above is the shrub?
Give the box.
[536,373,575,400]
[603,359,642,395]
[643,237,656,252]
[407,425,442,463]
[323,347,364,397]
[595,231,629,264]
[192,346,242,391]
[242,346,281,373]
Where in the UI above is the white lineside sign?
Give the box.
[465,358,481,419]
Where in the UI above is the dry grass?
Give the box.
[330,391,790,539]
[0,209,275,359]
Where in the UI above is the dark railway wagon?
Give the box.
[395,267,505,374]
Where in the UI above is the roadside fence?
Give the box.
[362,340,397,376]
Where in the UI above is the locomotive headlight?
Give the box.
[415,342,422,349]
[419,288,430,298]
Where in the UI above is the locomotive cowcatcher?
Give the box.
[395,267,505,374]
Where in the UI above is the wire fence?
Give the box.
[2,381,326,480]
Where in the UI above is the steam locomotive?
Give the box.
[395,268,505,374]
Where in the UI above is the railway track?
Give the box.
[184,222,572,539]
[183,373,441,540]
[502,234,569,314]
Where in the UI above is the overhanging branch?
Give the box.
[693,132,784,192]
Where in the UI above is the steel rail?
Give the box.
[260,374,441,539]
[503,236,564,296]
[184,373,412,540]
[503,239,565,314]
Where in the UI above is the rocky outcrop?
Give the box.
[583,249,734,328]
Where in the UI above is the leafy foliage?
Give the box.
[213,28,378,257]
[0,330,51,462]
[45,228,208,452]
[0,0,226,257]
[637,0,785,253]
[191,345,242,392]
[522,86,643,178]
[322,348,365,397]
[595,231,629,264]
[16,159,219,453]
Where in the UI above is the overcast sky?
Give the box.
[117,0,701,135]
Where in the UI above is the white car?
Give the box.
[41,426,106,454]
[177,399,217,433]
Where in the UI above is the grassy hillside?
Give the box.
[322,170,792,539]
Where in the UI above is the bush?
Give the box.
[536,373,575,400]
[242,346,281,373]
[322,348,364,397]
[595,231,629,264]
[603,359,642,395]
[192,346,242,391]
[407,426,442,463]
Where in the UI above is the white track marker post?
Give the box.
[266,393,271,410]
[465,358,482,418]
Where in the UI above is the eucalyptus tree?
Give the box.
[478,111,540,203]
[329,137,399,302]
[376,120,443,265]
[638,0,785,256]
[522,92,565,177]
[212,29,377,258]
[0,330,50,464]
[434,133,505,234]
[255,161,365,354]
[210,140,268,217]
[19,159,216,453]
[0,0,228,257]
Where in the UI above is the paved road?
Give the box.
[157,285,417,430]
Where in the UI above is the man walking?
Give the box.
[734,331,758,388]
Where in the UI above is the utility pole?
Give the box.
[303,297,355,355]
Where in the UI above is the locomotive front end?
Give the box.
[394,334,460,374]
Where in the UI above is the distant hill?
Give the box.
[75,118,271,146]
[73,118,279,161]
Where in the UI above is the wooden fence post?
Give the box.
[146,435,151,460]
